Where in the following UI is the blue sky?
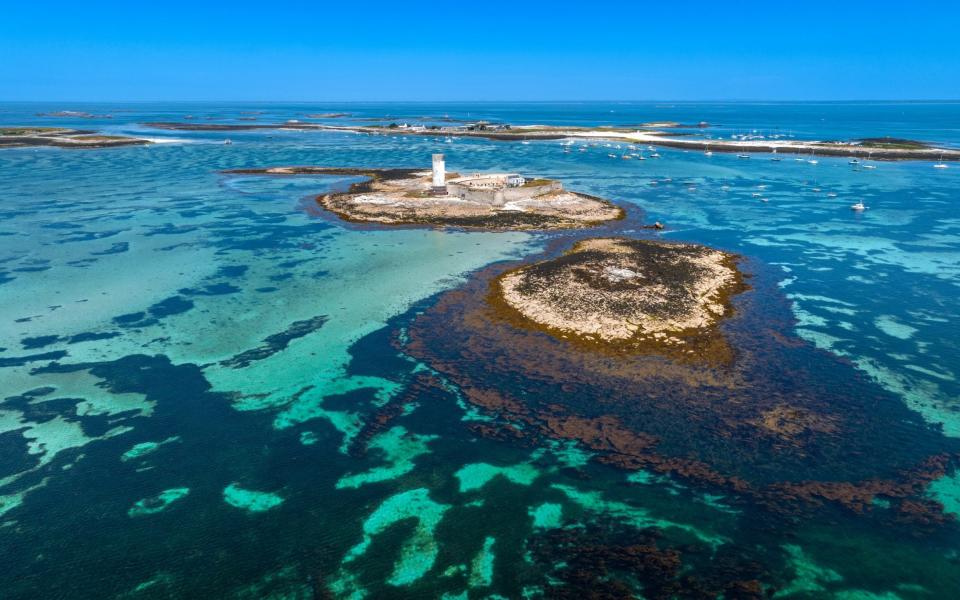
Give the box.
[3,0,959,101]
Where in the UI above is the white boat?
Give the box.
[650,152,661,158]
[521,141,530,145]
[771,148,782,161]
[934,155,949,169]
[827,192,838,198]
[737,154,750,159]
[849,158,860,165]
[705,151,714,156]
[621,154,632,160]
[850,202,867,211]
[223,139,232,145]
[807,150,818,165]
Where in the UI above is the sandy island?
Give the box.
[0,127,150,149]
[492,237,746,360]
[227,157,623,230]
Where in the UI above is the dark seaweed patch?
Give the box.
[0,350,68,367]
[21,335,61,350]
[113,311,147,325]
[91,242,129,256]
[179,283,241,296]
[69,331,121,344]
[216,265,248,278]
[221,315,328,369]
[148,296,194,318]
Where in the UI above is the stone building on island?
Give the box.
[431,153,562,206]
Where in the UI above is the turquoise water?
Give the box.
[1,102,959,598]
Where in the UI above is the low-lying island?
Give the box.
[492,237,746,361]
[227,155,624,230]
[0,127,151,149]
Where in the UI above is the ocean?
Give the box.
[1,102,958,598]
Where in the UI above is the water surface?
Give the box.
[1,102,958,599]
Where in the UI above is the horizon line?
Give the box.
[3,99,960,104]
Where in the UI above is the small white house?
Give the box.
[506,175,526,187]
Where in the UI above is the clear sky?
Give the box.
[3,0,959,101]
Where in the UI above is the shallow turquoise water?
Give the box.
[1,102,959,598]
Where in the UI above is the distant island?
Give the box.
[147,120,960,161]
[35,110,112,119]
[303,112,351,118]
[227,154,623,230]
[0,127,150,149]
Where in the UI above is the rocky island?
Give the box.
[228,154,623,230]
[492,238,745,360]
[0,127,150,149]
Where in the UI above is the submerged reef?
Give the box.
[493,237,745,361]
[222,483,284,513]
[128,487,190,517]
[0,127,150,149]
[225,167,623,230]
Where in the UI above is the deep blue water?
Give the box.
[0,102,959,599]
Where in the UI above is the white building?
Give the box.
[432,154,446,189]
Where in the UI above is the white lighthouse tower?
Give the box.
[432,153,446,192]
